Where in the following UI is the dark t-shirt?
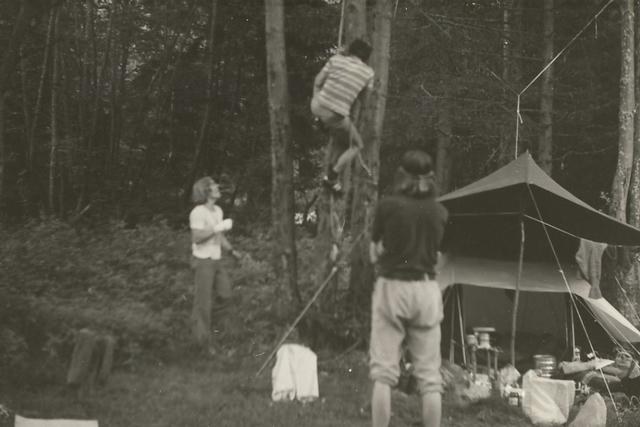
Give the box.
[371,194,448,281]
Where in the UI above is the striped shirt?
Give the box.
[316,54,374,117]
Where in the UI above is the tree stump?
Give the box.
[66,329,115,396]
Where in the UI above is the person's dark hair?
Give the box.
[393,150,437,198]
[347,39,372,62]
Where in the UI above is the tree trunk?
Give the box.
[29,8,56,172]
[313,0,369,324]
[629,0,640,228]
[614,0,640,323]
[343,0,367,45]
[0,0,37,212]
[537,0,554,175]
[265,0,300,307]
[435,86,453,194]
[498,0,514,165]
[610,0,635,222]
[108,2,129,169]
[49,7,61,213]
[19,48,31,160]
[604,0,638,323]
[348,0,392,320]
[76,0,96,209]
[190,0,218,181]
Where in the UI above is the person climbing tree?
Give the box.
[311,38,374,195]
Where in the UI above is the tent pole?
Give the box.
[564,294,569,350]
[449,286,456,363]
[510,219,525,367]
[569,295,576,356]
[457,287,467,365]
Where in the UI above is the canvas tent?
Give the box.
[436,152,640,366]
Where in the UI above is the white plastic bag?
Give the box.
[568,393,606,427]
[522,370,574,425]
[271,344,319,402]
[498,364,521,396]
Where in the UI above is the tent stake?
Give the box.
[510,219,525,367]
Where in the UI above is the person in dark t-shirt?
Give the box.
[368,150,448,427]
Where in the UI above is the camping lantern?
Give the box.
[508,390,520,406]
[477,333,490,349]
[472,327,495,349]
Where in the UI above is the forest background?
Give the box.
[2,0,640,425]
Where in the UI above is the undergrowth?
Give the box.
[0,220,285,379]
[0,219,361,383]
[3,220,638,425]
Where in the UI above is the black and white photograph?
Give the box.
[2,1,640,426]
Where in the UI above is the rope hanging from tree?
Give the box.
[337,0,346,47]
[255,231,365,377]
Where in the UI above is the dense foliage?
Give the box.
[0,0,627,223]
[2,2,640,424]
[0,219,360,383]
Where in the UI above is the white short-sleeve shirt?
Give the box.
[189,204,223,260]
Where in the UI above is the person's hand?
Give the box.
[214,218,233,232]
[230,249,242,260]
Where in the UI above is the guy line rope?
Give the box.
[514,0,615,157]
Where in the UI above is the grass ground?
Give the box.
[1,350,535,427]
[2,222,637,426]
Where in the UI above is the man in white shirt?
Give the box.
[189,177,239,356]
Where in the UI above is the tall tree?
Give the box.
[348,0,393,315]
[537,0,555,175]
[435,85,453,194]
[107,0,130,168]
[0,0,39,210]
[610,0,640,322]
[190,0,218,183]
[605,0,637,321]
[311,0,369,326]
[610,0,635,222]
[48,6,61,213]
[265,0,300,307]
[629,0,640,228]
[28,8,55,172]
[498,0,516,166]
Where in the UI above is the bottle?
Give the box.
[573,347,581,362]
[508,391,520,406]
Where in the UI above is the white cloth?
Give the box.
[522,370,575,425]
[15,415,98,427]
[575,239,607,299]
[569,392,606,427]
[189,205,228,259]
[271,344,319,402]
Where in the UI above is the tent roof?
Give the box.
[438,256,640,343]
[438,152,640,246]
